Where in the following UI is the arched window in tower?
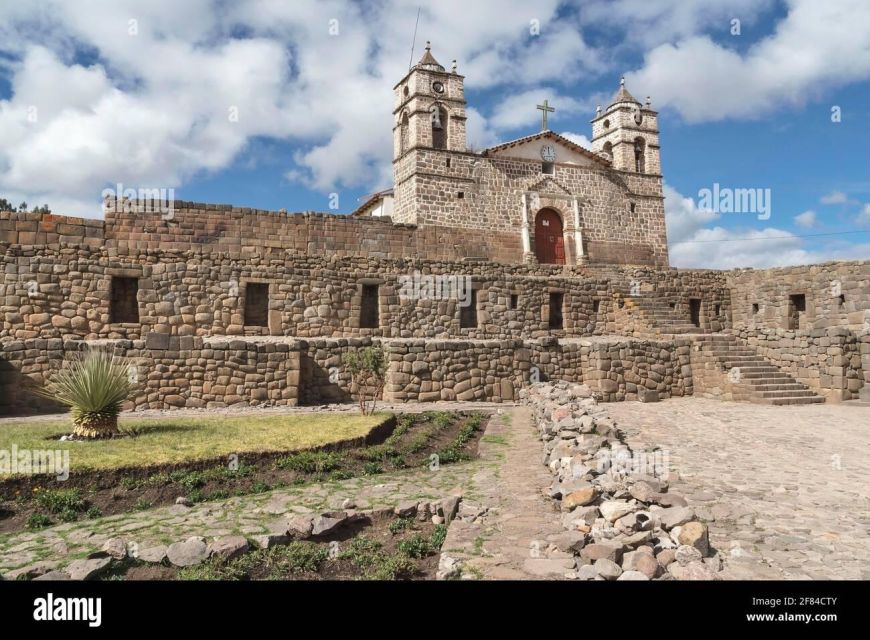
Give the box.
[400,112,409,153]
[634,137,646,173]
[602,141,613,162]
[431,104,448,149]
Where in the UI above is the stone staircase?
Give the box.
[695,334,825,405]
[625,297,700,335]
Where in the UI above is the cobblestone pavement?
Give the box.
[605,398,870,580]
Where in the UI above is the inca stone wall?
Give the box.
[728,262,870,331]
[732,328,867,401]
[727,261,870,401]
[582,337,692,402]
[1,207,868,413]
[0,336,300,414]
[0,210,728,343]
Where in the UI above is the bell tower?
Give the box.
[591,77,661,175]
[392,42,467,160]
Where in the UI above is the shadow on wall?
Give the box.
[298,352,354,405]
[0,361,66,416]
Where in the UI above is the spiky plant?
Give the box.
[38,348,131,438]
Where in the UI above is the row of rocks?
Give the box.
[3,497,462,581]
[521,380,723,580]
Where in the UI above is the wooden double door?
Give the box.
[534,209,565,265]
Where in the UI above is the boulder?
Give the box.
[394,501,418,517]
[66,557,112,581]
[628,481,659,503]
[599,500,637,522]
[562,486,598,510]
[286,515,313,539]
[167,537,208,567]
[207,536,249,560]
[137,546,168,563]
[580,543,623,563]
[102,537,128,560]
[659,506,695,530]
[33,570,71,581]
[311,512,347,537]
[441,496,461,524]
[674,544,703,566]
[677,521,710,556]
[551,531,586,554]
[617,570,650,580]
[656,549,677,567]
[593,558,623,580]
[670,560,719,580]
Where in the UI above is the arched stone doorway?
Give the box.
[534,208,565,264]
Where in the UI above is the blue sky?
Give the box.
[0,0,869,267]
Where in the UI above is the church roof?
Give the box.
[416,41,444,72]
[610,77,640,106]
[351,188,394,217]
[482,130,611,166]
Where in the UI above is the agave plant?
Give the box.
[38,348,131,438]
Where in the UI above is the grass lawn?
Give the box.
[0,413,391,472]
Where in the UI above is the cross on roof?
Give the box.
[536,99,555,131]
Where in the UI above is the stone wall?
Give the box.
[728,261,870,331]
[581,338,692,402]
[393,148,668,266]
[732,328,866,401]
[0,336,300,414]
[0,231,728,343]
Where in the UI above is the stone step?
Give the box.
[764,396,826,406]
[706,349,759,355]
[739,372,792,380]
[721,361,770,369]
[750,383,809,391]
[756,389,819,398]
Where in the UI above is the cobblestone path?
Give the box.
[0,446,485,575]
[606,398,870,580]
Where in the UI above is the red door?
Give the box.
[534,209,565,264]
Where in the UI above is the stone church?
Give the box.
[357,43,668,267]
[0,43,868,414]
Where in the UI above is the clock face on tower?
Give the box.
[432,81,445,94]
[540,144,556,162]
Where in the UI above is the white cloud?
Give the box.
[793,210,816,228]
[627,0,870,122]
[581,0,775,50]
[559,132,592,149]
[0,0,601,216]
[820,190,848,205]
[0,0,866,225]
[665,183,864,268]
[664,183,719,245]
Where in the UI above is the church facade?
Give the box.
[368,43,668,267]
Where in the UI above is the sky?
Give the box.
[1,0,869,268]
